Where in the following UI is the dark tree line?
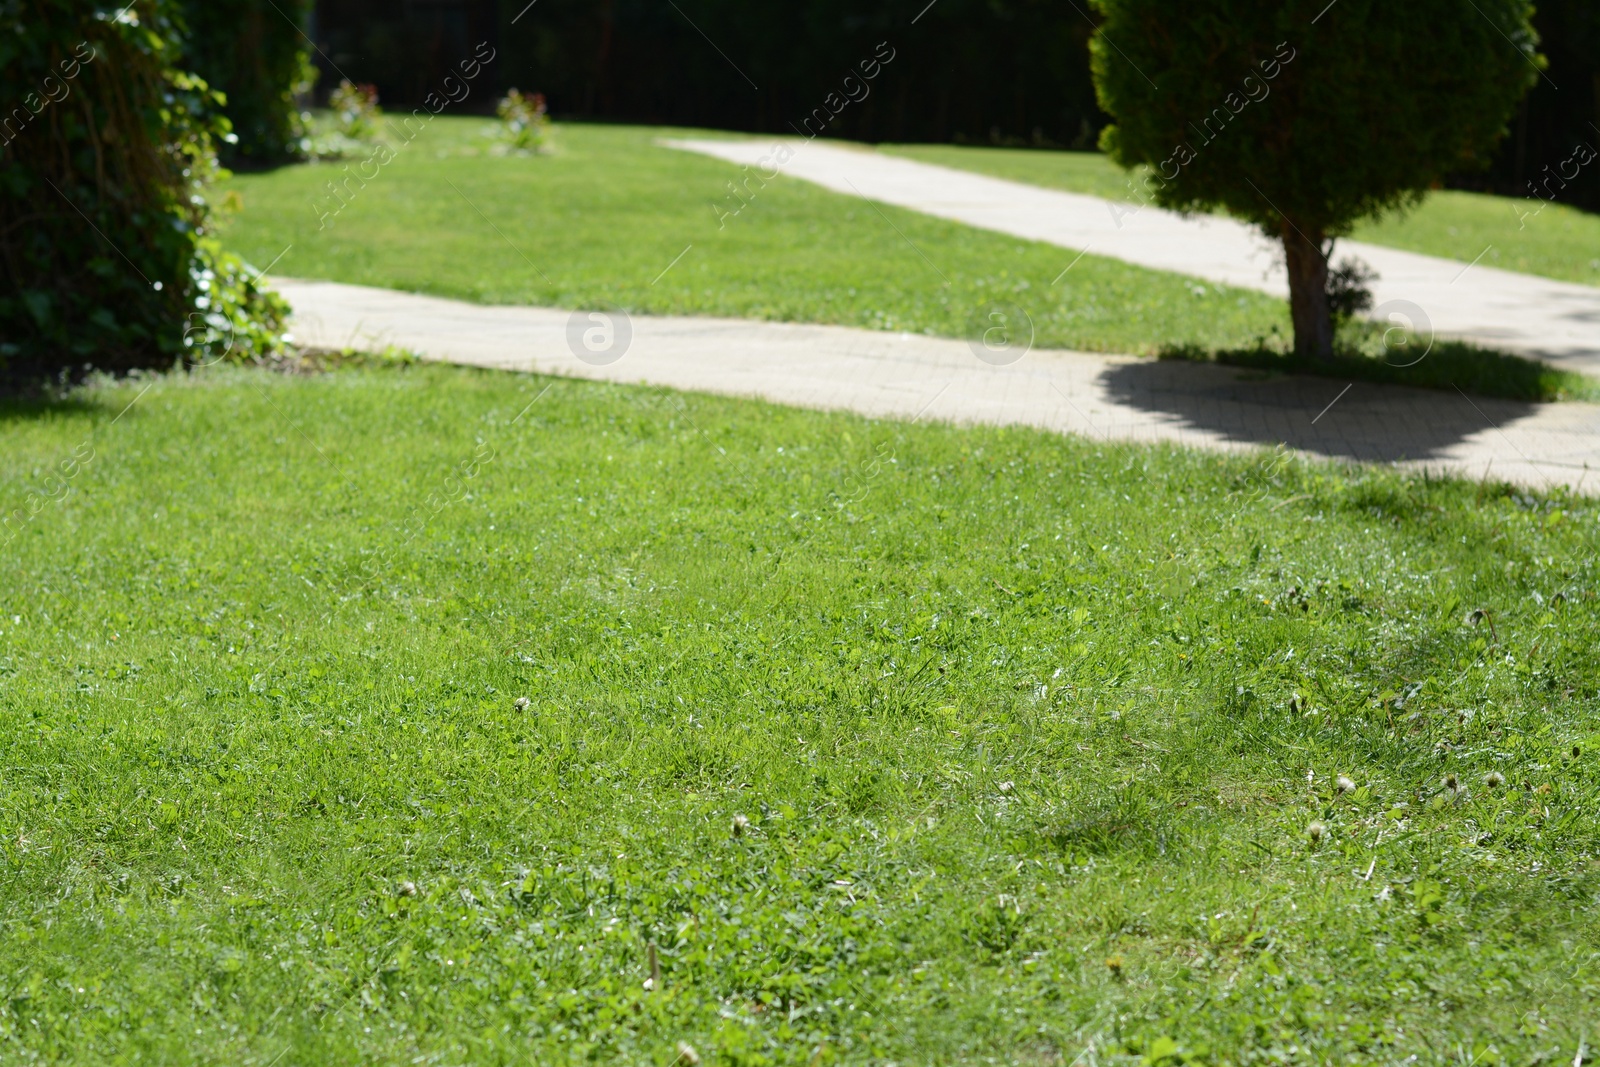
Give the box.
[313,0,1105,149]
[308,0,1600,210]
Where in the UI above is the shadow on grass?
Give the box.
[0,393,109,427]
[1035,781,1180,860]
[0,349,419,425]
[0,358,163,422]
[1159,337,1600,404]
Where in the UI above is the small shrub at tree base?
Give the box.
[1326,258,1376,324]
[1090,0,1542,360]
[1158,339,1600,404]
[0,0,288,385]
[496,89,551,153]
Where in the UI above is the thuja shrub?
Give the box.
[0,0,287,383]
[1090,0,1540,360]
[178,0,313,166]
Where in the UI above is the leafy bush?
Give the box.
[297,80,386,160]
[176,0,313,167]
[184,237,291,367]
[0,0,288,384]
[329,79,381,140]
[496,89,551,153]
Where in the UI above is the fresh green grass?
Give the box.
[216,119,1290,356]
[3,363,1599,1064]
[882,143,1600,287]
[1350,192,1600,288]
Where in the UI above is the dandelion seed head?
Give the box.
[1335,775,1355,795]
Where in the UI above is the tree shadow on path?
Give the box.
[1098,359,1538,463]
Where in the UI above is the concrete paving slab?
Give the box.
[280,278,1600,494]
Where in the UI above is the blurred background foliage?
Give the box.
[312,0,1106,149]
[308,0,1600,209]
[177,0,315,167]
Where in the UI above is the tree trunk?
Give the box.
[1282,222,1332,360]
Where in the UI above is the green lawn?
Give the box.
[2,363,1598,1063]
[217,120,1595,402]
[215,119,1291,357]
[882,144,1600,288]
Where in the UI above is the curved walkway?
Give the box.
[667,139,1600,374]
[281,278,1600,494]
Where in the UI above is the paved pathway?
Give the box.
[281,278,1600,493]
[667,139,1600,374]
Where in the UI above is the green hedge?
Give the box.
[178,0,313,166]
[0,0,287,383]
